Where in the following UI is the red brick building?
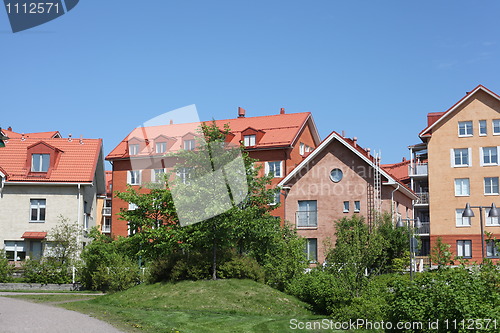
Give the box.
[278,132,417,263]
[106,108,320,237]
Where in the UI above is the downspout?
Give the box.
[391,184,400,223]
[77,184,82,251]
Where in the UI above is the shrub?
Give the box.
[387,267,500,332]
[91,253,140,292]
[23,258,71,284]
[217,255,265,283]
[0,250,13,282]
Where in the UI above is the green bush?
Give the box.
[91,253,140,292]
[0,250,13,282]
[217,255,265,283]
[23,259,71,284]
[388,267,500,332]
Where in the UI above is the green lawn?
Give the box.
[55,279,340,332]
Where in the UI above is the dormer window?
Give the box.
[31,154,50,172]
[244,135,256,147]
[129,144,139,155]
[184,139,195,151]
[156,142,167,154]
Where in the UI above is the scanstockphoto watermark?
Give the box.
[289,318,498,331]
[3,0,80,33]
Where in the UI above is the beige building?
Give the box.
[0,129,105,262]
[414,85,500,262]
[278,132,416,263]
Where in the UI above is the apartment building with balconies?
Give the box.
[411,85,500,263]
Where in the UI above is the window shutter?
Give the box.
[127,171,131,185]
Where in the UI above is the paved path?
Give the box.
[0,296,124,333]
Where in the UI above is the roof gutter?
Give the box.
[4,182,93,186]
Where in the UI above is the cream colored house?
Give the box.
[413,85,500,262]
[0,129,105,262]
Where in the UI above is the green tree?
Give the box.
[0,249,13,282]
[116,121,302,283]
[430,236,454,268]
[45,215,82,265]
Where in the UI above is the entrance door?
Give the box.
[30,241,43,260]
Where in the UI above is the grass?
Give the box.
[55,279,337,332]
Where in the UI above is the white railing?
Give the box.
[102,207,111,215]
[296,211,318,228]
[102,224,111,233]
[409,163,428,176]
[415,192,429,205]
[416,222,430,235]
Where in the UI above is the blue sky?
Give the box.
[1,1,500,167]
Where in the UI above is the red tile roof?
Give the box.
[22,232,47,239]
[0,138,102,183]
[106,112,315,160]
[381,160,411,182]
[1,129,61,139]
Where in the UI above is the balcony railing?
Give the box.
[296,211,318,228]
[416,222,430,235]
[102,224,111,233]
[415,192,429,205]
[102,207,111,216]
[409,163,428,176]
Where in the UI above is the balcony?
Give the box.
[296,211,318,228]
[102,207,111,216]
[415,222,430,235]
[415,192,429,205]
[409,163,428,177]
[102,224,111,233]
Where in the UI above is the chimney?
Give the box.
[238,107,246,118]
[367,148,371,155]
[170,119,174,125]
[402,157,406,162]
[280,108,285,114]
[7,126,12,131]
[68,134,73,142]
[353,137,358,147]
[342,130,345,137]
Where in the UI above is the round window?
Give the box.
[330,168,343,183]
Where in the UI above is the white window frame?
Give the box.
[457,240,472,258]
[299,142,305,155]
[155,142,167,154]
[486,240,499,258]
[270,192,281,206]
[343,201,350,213]
[479,120,487,136]
[454,178,470,196]
[484,177,499,195]
[31,154,50,172]
[265,161,283,178]
[354,201,361,212]
[458,121,473,137]
[127,170,142,185]
[455,209,471,227]
[102,217,111,233]
[297,200,317,228]
[485,208,500,226]
[184,139,195,151]
[305,238,318,262]
[129,144,139,155]
[451,148,471,167]
[151,168,166,182]
[480,147,499,166]
[128,203,138,210]
[30,199,46,222]
[493,119,500,135]
[177,167,191,184]
[243,135,256,147]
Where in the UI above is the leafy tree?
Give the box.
[430,236,454,268]
[0,249,13,282]
[45,215,82,265]
[116,121,301,283]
